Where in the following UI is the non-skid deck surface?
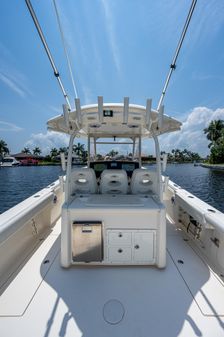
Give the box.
[0,219,224,337]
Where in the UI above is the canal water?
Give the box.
[0,164,223,214]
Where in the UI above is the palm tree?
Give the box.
[22,147,31,154]
[107,150,118,157]
[73,143,85,157]
[33,147,41,156]
[81,150,88,163]
[204,120,224,148]
[96,154,103,160]
[0,139,9,156]
[50,148,59,158]
[59,147,68,155]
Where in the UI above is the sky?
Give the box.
[0,0,224,156]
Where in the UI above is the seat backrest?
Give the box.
[70,168,97,195]
[100,169,128,194]
[131,169,158,195]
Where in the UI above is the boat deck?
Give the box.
[1,218,224,337]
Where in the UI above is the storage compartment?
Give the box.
[108,246,132,262]
[72,221,103,262]
[133,231,155,262]
[106,229,156,264]
[108,230,132,246]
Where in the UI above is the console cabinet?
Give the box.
[106,229,156,264]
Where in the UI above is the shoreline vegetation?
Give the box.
[0,143,204,166]
[201,163,224,170]
[0,118,224,166]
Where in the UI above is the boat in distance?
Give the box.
[0,156,20,167]
[0,100,224,337]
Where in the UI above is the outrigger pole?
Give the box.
[25,0,72,110]
[157,0,197,111]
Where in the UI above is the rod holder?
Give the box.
[158,105,164,130]
[98,96,103,123]
[75,98,81,125]
[146,98,152,128]
[63,104,69,128]
[123,97,129,124]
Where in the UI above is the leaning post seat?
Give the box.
[100,169,128,194]
[70,168,97,195]
[131,169,158,195]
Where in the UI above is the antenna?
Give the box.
[25,0,72,110]
[52,0,78,99]
[157,0,197,111]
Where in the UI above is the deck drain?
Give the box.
[207,209,216,213]
[43,259,50,264]
[103,299,125,325]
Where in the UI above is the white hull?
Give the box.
[0,179,224,336]
[0,163,17,167]
[0,157,20,167]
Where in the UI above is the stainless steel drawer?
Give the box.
[72,221,103,262]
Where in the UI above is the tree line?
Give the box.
[0,141,88,163]
[204,120,224,164]
[0,140,202,163]
[1,119,224,164]
[161,149,201,163]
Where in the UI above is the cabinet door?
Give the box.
[133,231,155,263]
[108,230,132,246]
[108,247,132,262]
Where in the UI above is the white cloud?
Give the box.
[160,106,224,156]
[0,121,23,132]
[0,42,32,98]
[101,0,121,74]
[0,72,26,98]
[48,105,62,114]
[25,131,69,155]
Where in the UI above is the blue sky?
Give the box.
[0,0,224,156]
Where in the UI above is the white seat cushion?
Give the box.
[100,169,128,194]
[131,169,158,195]
[70,168,97,195]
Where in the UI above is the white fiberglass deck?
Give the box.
[1,219,224,337]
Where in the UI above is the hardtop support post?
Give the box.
[94,137,97,161]
[87,135,90,167]
[65,133,75,203]
[138,136,142,167]
[153,134,163,202]
[132,137,136,160]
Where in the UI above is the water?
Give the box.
[0,166,62,214]
[0,164,224,214]
[165,163,224,213]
